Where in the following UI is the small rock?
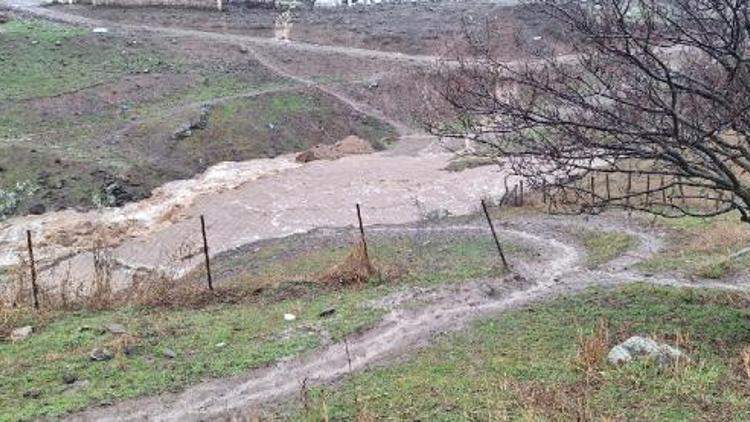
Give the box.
[283,313,296,321]
[238,45,249,53]
[104,323,127,335]
[163,348,177,359]
[89,348,114,362]
[10,326,33,341]
[0,12,11,24]
[123,344,139,356]
[62,373,77,385]
[215,342,227,349]
[92,27,109,33]
[78,325,92,332]
[28,203,46,215]
[318,308,336,318]
[23,389,41,399]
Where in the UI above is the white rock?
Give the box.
[10,326,33,341]
[283,313,296,321]
[92,27,109,33]
[608,335,686,367]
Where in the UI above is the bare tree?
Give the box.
[437,0,750,221]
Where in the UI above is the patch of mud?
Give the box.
[50,2,564,59]
[295,135,374,162]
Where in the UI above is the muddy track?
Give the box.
[12,4,443,66]
[66,214,750,421]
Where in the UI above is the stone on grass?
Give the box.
[318,308,336,318]
[10,326,33,341]
[104,323,127,335]
[284,313,296,321]
[89,348,114,362]
[215,342,227,349]
[63,373,77,385]
[28,203,46,215]
[163,348,177,359]
[607,335,686,367]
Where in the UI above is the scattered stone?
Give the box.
[607,335,686,367]
[92,27,109,33]
[0,12,11,24]
[10,326,33,341]
[23,389,41,399]
[123,344,139,356]
[89,348,114,362]
[318,308,336,318]
[104,323,127,335]
[62,373,77,385]
[78,325,92,332]
[163,348,177,359]
[215,342,227,349]
[28,203,46,215]
[283,313,296,321]
[238,45,249,54]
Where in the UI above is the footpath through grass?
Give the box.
[296,284,750,420]
[0,229,523,420]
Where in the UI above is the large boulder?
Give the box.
[607,335,686,367]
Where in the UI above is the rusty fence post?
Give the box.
[26,230,40,310]
[590,175,596,204]
[481,199,509,271]
[200,215,213,291]
[356,203,370,263]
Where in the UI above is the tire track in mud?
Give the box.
[69,215,731,422]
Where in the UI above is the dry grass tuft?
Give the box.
[321,242,378,286]
[514,380,594,421]
[740,345,750,380]
[572,319,610,381]
[684,220,750,253]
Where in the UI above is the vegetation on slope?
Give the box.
[297,284,750,420]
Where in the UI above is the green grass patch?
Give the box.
[0,19,173,101]
[0,288,384,420]
[296,284,750,420]
[215,231,528,288]
[580,229,638,267]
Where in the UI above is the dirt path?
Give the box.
[10,2,445,67]
[65,214,750,421]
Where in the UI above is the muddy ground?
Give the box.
[51,1,567,58]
